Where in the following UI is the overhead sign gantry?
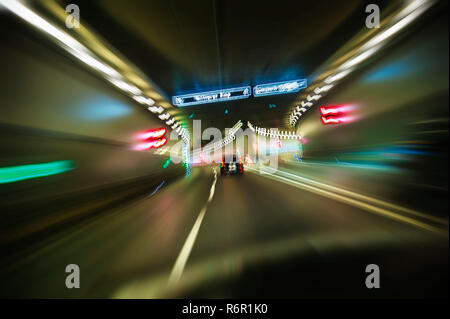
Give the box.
[172,79,307,107]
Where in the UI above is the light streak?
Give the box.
[168,168,217,285]
[247,166,447,233]
[0,160,74,184]
[134,137,167,150]
[138,127,167,140]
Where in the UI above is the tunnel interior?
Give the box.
[0,0,448,299]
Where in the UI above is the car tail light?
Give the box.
[134,137,167,150]
[320,105,356,125]
[138,127,167,140]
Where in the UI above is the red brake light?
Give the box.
[134,137,167,150]
[138,127,167,140]
[320,105,356,125]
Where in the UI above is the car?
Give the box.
[220,156,244,176]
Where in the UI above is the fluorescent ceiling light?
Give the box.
[148,106,164,114]
[325,68,353,84]
[1,0,120,78]
[314,84,334,94]
[111,78,142,95]
[133,95,155,106]
[362,0,433,51]
[159,113,170,120]
[339,45,381,71]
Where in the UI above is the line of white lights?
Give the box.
[111,78,142,95]
[0,0,190,143]
[192,120,243,155]
[288,0,436,128]
[154,146,169,155]
[248,121,301,140]
[148,106,164,114]
[158,113,171,120]
[133,95,155,106]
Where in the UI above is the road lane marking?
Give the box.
[251,166,447,225]
[168,168,217,286]
[149,180,165,197]
[247,166,447,235]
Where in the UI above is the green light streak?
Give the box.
[162,157,171,169]
[0,160,75,184]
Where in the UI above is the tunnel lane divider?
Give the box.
[168,168,218,286]
[247,166,448,235]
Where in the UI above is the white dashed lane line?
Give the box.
[168,168,217,286]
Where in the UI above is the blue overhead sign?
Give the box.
[173,86,251,107]
[253,79,307,97]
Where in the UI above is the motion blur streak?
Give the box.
[268,167,447,225]
[0,0,448,299]
[143,128,166,141]
[168,168,217,286]
[0,0,190,135]
[0,160,74,184]
[114,228,435,299]
[247,166,447,235]
[0,0,119,78]
[150,181,166,197]
[289,0,437,127]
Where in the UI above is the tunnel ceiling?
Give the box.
[63,0,377,131]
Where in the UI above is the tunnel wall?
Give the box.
[0,18,184,240]
[295,10,449,216]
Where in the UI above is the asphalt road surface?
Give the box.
[0,165,447,298]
